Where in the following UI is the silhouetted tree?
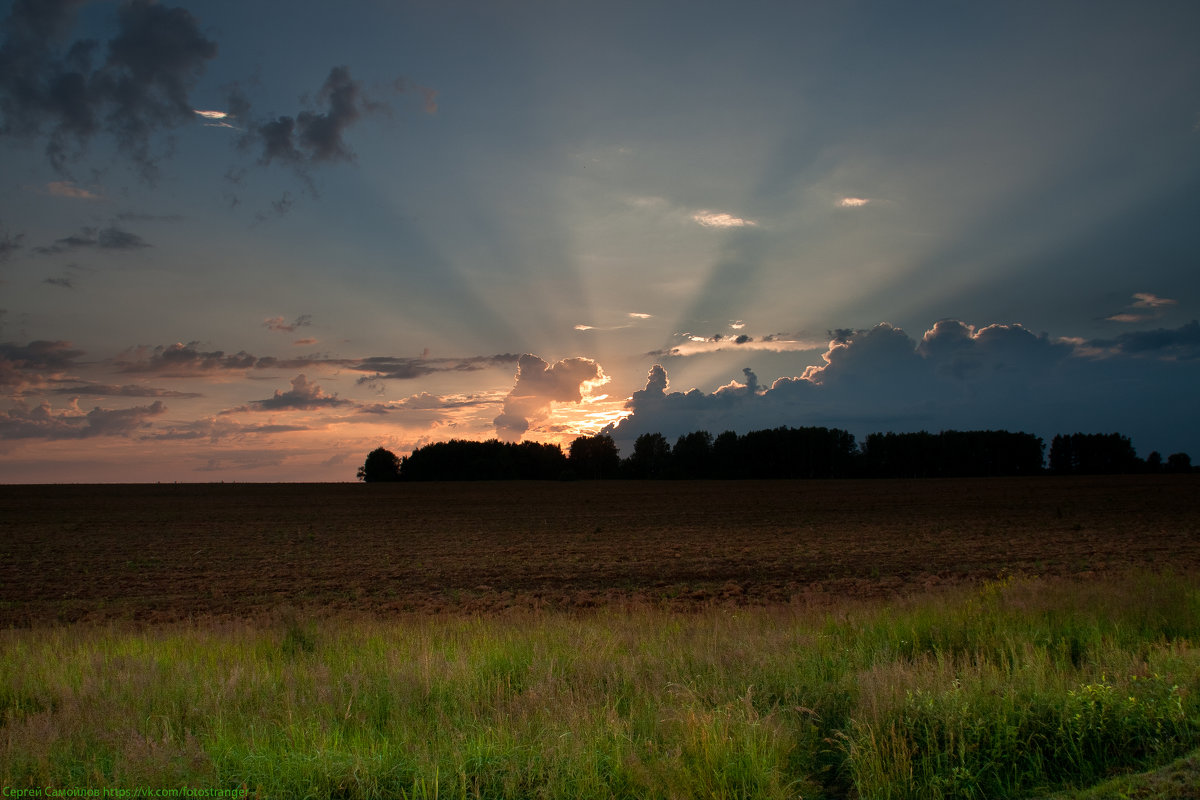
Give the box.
[568,434,621,479]
[1049,432,1139,475]
[1166,452,1193,474]
[624,432,672,479]
[357,447,402,482]
[400,439,566,480]
[1145,451,1164,474]
[862,430,1043,478]
[672,430,713,478]
[711,430,742,478]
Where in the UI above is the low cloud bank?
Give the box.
[606,319,1200,458]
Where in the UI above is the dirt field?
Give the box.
[1,476,1197,626]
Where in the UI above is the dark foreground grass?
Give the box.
[2,571,1199,799]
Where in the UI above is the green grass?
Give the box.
[2,572,1199,799]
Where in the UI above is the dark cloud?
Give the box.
[34,225,150,254]
[242,66,376,168]
[115,341,261,375]
[493,354,607,441]
[229,373,352,413]
[43,276,74,288]
[113,341,344,376]
[0,399,165,440]
[1087,320,1200,360]
[0,339,84,388]
[145,417,309,442]
[264,314,312,333]
[0,223,23,262]
[0,0,218,178]
[115,211,183,223]
[47,382,201,398]
[606,319,1200,458]
[352,353,520,383]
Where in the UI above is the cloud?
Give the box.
[838,197,871,207]
[493,354,609,441]
[1132,293,1176,309]
[192,108,237,129]
[45,180,101,200]
[1086,320,1200,360]
[47,382,201,398]
[34,225,150,254]
[352,353,520,383]
[0,399,165,440]
[229,373,352,412]
[647,331,826,358]
[1106,292,1178,322]
[0,0,218,178]
[264,314,312,333]
[115,341,262,375]
[0,339,84,389]
[606,319,1200,457]
[0,224,24,262]
[241,66,378,169]
[692,210,758,228]
[113,341,343,376]
[145,417,310,442]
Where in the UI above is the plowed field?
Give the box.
[1,476,1197,626]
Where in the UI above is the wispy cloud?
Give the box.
[692,210,758,228]
[34,226,150,255]
[838,197,871,208]
[648,331,826,358]
[113,341,343,376]
[193,109,238,129]
[352,353,520,384]
[1105,292,1177,323]
[264,314,313,333]
[45,181,102,200]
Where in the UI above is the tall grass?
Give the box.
[2,572,1199,799]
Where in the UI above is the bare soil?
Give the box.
[1,476,1196,626]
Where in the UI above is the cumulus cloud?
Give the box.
[605,319,1200,457]
[229,373,352,413]
[0,0,218,178]
[493,354,609,441]
[0,339,84,389]
[0,399,165,440]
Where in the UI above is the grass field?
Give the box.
[1,477,1198,798]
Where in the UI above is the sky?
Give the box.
[1,0,1198,483]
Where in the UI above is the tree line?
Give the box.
[358,428,1194,482]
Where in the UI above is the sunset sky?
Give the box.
[2,0,1199,483]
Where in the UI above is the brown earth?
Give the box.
[0,476,1197,626]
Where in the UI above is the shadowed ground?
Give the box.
[1,476,1196,626]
